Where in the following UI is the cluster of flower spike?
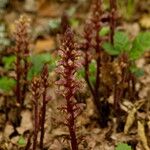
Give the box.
[56,27,82,100]
[56,27,83,150]
[13,15,31,106]
[13,15,30,56]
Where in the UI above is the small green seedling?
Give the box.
[115,143,132,150]
[28,53,56,80]
[2,55,16,70]
[78,60,96,85]
[103,31,150,60]
[99,26,110,36]
[17,135,26,147]
[0,77,16,92]
[103,31,150,77]
[48,18,61,31]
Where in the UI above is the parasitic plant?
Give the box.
[31,77,41,150]
[56,27,82,150]
[28,64,50,150]
[40,63,50,150]
[13,15,30,106]
[109,0,117,44]
[82,0,111,127]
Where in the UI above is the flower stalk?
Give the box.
[56,27,82,150]
[40,64,49,150]
[13,15,30,106]
[31,77,41,150]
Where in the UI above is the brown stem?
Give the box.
[109,0,117,44]
[25,133,33,150]
[40,86,47,150]
[16,53,21,105]
[85,52,95,97]
[21,59,29,106]
[67,99,78,150]
[94,31,101,109]
[32,97,39,150]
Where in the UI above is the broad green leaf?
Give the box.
[78,68,84,79]
[89,60,96,84]
[129,32,150,60]
[18,135,26,147]
[130,66,145,77]
[2,56,16,70]
[48,18,60,30]
[115,143,132,150]
[78,60,96,85]
[114,31,131,52]
[70,18,80,27]
[135,32,150,50]
[129,49,144,60]
[99,27,110,36]
[0,77,16,92]
[28,53,56,80]
[102,42,120,55]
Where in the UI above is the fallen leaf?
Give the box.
[140,15,150,29]
[124,107,136,134]
[16,110,33,134]
[34,38,55,53]
[4,123,14,139]
[138,121,150,150]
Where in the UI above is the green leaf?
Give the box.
[114,31,131,52]
[102,42,120,55]
[28,53,56,80]
[130,66,145,77]
[78,60,96,85]
[70,18,80,27]
[115,143,132,150]
[18,135,26,147]
[135,32,150,50]
[66,6,76,16]
[48,18,60,30]
[129,32,150,60]
[2,56,16,70]
[99,27,110,36]
[89,60,96,84]
[0,77,16,92]
[103,31,131,56]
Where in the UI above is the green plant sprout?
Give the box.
[28,53,56,80]
[102,31,150,60]
[78,60,96,85]
[2,56,16,70]
[0,77,16,92]
[17,135,26,147]
[115,143,132,150]
[0,53,56,92]
[102,31,150,77]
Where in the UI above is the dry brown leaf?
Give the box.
[138,121,150,150]
[140,15,150,29]
[4,123,14,139]
[38,2,65,17]
[124,107,136,134]
[34,38,55,53]
[16,110,33,134]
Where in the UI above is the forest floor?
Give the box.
[0,0,150,150]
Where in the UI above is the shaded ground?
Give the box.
[0,0,150,150]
